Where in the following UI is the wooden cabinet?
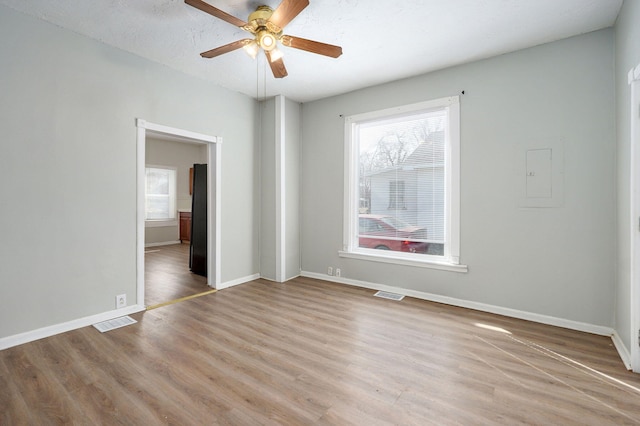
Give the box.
[179,211,191,242]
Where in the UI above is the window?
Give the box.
[145,166,177,226]
[388,180,406,210]
[342,96,464,271]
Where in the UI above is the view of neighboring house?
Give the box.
[367,131,445,246]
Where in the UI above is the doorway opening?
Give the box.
[136,119,221,308]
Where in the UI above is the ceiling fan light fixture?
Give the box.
[257,30,277,51]
[243,40,259,59]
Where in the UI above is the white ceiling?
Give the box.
[0,0,623,103]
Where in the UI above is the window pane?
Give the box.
[146,194,170,219]
[146,170,169,195]
[145,167,176,221]
[357,110,446,256]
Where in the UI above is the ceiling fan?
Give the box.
[185,0,343,78]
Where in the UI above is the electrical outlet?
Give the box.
[116,294,126,309]
[335,268,341,277]
[327,266,333,275]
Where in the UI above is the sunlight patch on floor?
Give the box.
[474,322,512,334]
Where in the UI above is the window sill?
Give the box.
[338,250,468,273]
[145,220,178,228]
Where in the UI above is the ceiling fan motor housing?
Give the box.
[247,5,274,25]
[245,6,282,51]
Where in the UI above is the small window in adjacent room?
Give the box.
[341,96,464,271]
[145,166,177,226]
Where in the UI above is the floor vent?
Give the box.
[93,316,137,333]
[374,291,404,301]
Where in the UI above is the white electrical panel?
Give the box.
[519,143,563,208]
[526,148,552,198]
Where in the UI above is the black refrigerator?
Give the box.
[190,163,207,277]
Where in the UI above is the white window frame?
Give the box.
[145,165,178,228]
[340,96,467,273]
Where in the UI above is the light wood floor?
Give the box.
[145,243,209,307]
[2,277,640,424]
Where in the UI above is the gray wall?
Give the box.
[145,137,207,245]
[301,29,616,327]
[615,0,640,353]
[0,6,259,338]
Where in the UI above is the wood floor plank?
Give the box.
[145,243,209,307]
[3,276,640,424]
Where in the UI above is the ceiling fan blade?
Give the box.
[200,39,252,58]
[265,51,288,78]
[281,35,342,58]
[185,0,247,28]
[269,0,309,29]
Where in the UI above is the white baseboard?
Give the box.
[0,304,146,351]
[611,330,633,370]
[145,240,182,248]
[259,273,301,283]
[217,273,260,290]
[301,271,614,337]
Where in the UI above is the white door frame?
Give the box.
[629,64,640,372]
[136,119,222,307]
